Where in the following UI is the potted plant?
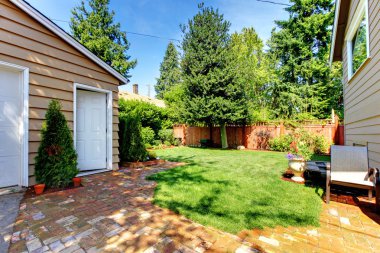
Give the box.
[72,177,81,187]
[286,140,312,182]
[34,183,45,195]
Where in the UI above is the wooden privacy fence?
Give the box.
[173,118,344,150]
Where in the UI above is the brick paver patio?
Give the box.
[7,161,380,253]
[8,162,261,253]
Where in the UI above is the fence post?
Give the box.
[182,124,187,146]
[280,121,285,136]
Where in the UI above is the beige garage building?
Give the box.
[0,0,127,187]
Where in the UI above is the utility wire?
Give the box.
[50,18,181,42]
[256,0,291,7]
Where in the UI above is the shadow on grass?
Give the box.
[153,187,232,219]
[146,166,230,187]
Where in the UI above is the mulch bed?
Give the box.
[120,159,166,168]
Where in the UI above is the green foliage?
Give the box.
[155,42,182,99]
[266,0,343,119]
[119,113,148,162]
[269,129,330,160]
[229,28,270,118]
[141,127,155,145]
[148,151,158,160]
[119,99,172,135]
[35,100,78,188]
[181,5,252,147]
[268,135,293,152]
[153,140,162,146]
[158,129,174,145]
[70,0,136,77]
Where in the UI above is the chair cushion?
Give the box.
[331,171,375,187]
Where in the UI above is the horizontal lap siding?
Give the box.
[0,0,121,183]
[343,0,380,167]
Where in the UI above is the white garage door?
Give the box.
[0,68,22,188]
[76,89,107,171]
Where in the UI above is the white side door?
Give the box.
[0,68,22,187]
[76,90,107,171]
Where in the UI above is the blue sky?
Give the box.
[27,0,290,97]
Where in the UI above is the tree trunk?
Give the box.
[220,123,228,149]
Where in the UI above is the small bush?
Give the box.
[173,138,181,146]
[141,127,155,145]
[268,134,293,152]
[119,113,148,162]
[148,151,158,160]
[35,100,78,188]
[158,129,174,144]
[313,134,330,154]
[269,129,330,159]
[153,140,162,146]
[145,143,153,149]
[164,141,172,146]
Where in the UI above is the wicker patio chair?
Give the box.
[326,145,380,213]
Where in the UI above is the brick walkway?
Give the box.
[8,162,380,253]
[238,197,380,253]
[8,163,261,253]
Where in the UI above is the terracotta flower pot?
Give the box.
[72,177,81,187]
[34,184,45,195]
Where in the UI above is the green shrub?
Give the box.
[119,113,148,162]
[35,100,78,188]
[119,99,174,135]
[173,138,181,146]
[148,151,158,160]
[141,127,155,145]
[268,134,293,152]
[145,143,153,149]
[158,129,174,144]
[269,129,330,160]
[164,141,172,146]
[153,140,162,146]
[313,134,330,154]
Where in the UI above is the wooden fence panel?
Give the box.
[173,121,345,151]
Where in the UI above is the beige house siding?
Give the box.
[0,0,120,184]
[343,0,380,167]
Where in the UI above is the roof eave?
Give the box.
[10,0,129,85]
[329,0,341,67]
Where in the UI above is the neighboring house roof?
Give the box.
[330,0,351,65]
[10,0,129,84]
[119,91,166,108]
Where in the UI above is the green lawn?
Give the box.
[147,147,323,234]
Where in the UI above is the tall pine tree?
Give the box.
[267,0,342,119]
[70,0,136,78]
[181,4,251,148]
[155,42,181,99]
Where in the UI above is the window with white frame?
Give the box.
[346,0,370,79]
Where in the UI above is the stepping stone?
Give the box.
[340,217,350,225]
[328,208,339,217]
[235,245,259,253]
[258,236,279,247]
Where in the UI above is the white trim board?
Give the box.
[345,0,370,80]
[0,60,29,187]
[73,83,113,172]
[9,0,128,85]
[329,0,341,66]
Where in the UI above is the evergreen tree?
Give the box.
[266,0,342,119]
[119,113,148,162]
[35,100,78,188]
[155,42,181,99]
[70,0,136,78]
[181,4,251,148]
